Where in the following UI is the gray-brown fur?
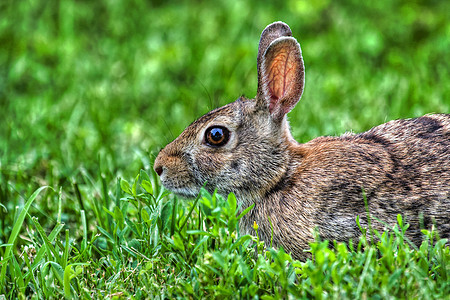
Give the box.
[154,22,450,260]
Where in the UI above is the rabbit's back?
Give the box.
[350,114,449,235]
[360,114,449,160]
[355,114,450,206]
[354,114,449,185]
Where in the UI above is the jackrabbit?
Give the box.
[154,21,450,260]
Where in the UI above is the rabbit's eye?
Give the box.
[205,126,230,147]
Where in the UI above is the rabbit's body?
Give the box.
[241,113,450,259]
[154,22,449,260]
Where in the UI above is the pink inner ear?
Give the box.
[265,46,297,116]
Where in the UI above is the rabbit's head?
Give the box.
[154,22,305,205]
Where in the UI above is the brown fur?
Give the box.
[154,22,450,260]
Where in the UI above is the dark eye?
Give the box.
[205,126,230,147]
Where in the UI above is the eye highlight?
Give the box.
[204,126,230,147]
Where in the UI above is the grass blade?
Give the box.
[31,217,61,261]
[0,186,50,293]
[24,222,66,278]
[179,189,204,233]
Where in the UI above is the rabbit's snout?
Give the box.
[153,145,184,178]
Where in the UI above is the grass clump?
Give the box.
[1,171,448,298]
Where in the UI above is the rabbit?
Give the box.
[153,21,450,260]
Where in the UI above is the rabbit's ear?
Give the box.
[257,36,305,121]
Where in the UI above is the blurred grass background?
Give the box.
[0,0,449,241]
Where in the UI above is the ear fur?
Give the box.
[257,36,305,121]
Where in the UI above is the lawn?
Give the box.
[0,0,449,298]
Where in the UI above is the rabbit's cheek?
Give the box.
[194,152,227,175]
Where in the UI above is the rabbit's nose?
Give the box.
[154,165,163,176]
[154,153,165,176]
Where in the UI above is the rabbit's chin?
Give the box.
[165,185,200,199]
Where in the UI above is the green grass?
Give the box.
[1,0,449,298]
[2,175,449,298]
